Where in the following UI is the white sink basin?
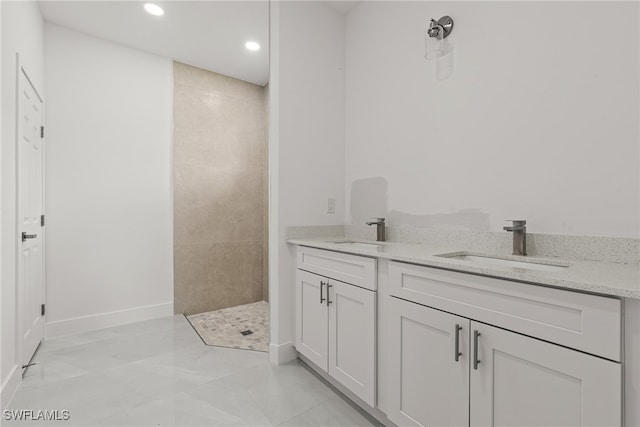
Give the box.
[329,240,382,250]
[436,252,569,272]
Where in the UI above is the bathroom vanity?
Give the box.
[295,247,377,406]
[290,238,639,427]
[387,261,620,427]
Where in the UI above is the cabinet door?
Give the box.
[470,321,621,427]
[328,280,376,407]
[388,297,470,427]
[295,270,328,370]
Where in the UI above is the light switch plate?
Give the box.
[327,198,336,214]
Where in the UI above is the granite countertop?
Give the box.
[287,237,640,299]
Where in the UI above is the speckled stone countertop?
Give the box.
[288,237,640,299]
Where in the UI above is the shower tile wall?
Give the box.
[173,62,267,315]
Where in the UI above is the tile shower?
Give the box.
[173,62,268,350]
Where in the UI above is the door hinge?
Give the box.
[41,304,45,316]
[41,214,45,227]
[40,126,44,138]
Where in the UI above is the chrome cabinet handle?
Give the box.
[454,324,462,362]
[22,232,37,242]
[473,330,481,370]
[320,281,326,304]
[326,282,333,306]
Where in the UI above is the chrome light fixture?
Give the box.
[425,16,454,60]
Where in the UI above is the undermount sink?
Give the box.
[436,252,570,272]
[329,240,382,250]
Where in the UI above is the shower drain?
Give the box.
[240,330,254,336]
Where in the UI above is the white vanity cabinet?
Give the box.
[295,247,377,407]
[470,321,620,427]
[388,261,622,427]
[388,297,470,427]
[296,269,329,369]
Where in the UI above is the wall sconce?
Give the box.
[425,16,454,61]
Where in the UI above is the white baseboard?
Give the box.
[45,302,174,338]
[1,365,21,410]
[269,341,297,365]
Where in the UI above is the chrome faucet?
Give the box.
[503,220,527,256]
[366,218,386,242]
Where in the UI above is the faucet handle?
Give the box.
[366,217,385,225]
[505,219,526,226]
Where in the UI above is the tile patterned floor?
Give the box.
[187,301,269,352]
[5,315,376,426]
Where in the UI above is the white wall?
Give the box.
[345,1,639,238]
[44,24,174,337]
[0,0,3,405]
[269,1,345,362]
[1,0,44,408]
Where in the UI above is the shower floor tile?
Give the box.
[187,301,269,352]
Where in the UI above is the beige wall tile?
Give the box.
[173,62,267,314]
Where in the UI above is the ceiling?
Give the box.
[39,1,270,86]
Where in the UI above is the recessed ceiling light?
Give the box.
[144,3,164,16]
[245,41,261,51]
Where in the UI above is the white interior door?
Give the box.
[18,66,45,370]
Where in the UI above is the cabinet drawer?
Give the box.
[389,261,621,361]
[297,247,377,291]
